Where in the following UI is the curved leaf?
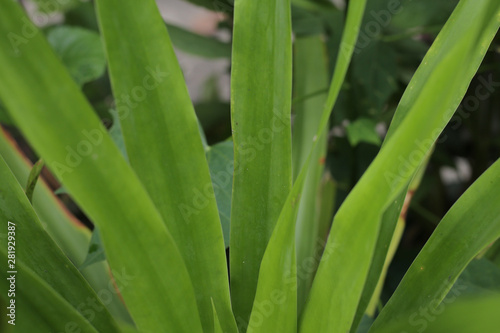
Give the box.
[291,35,329,314]
[167,23,231,59]
[46,25,106,86]
[369,158,500,333]
[0,251,99,333]
[206,140,234,248]
[0,2,203,332]
[300,0,500,332]
[0,155,120,332]
[246,0,369,331]
[383,295,500,333]
[0,130,130,321]
[94,0,235,331]
[230,0,293,327]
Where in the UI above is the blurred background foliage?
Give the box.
[1,0,499,316]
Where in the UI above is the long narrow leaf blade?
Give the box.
[300,0,500,332]
[0,155,119,332]
[246,0,369,331]
[166,23,232,59]
[292,35,329,314]
[0,250,99,333]
[0,2,203,331]
[369,158,500,333]
[383,295,500,333]
[0,130,130,321]
[230,0,293,327]
[95,1,235,331]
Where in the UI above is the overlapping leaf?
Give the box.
[369,158,500,332]
[230,0,293,327]
[0,155,119,332]
[246,0,369,331]
[0,130,130,321]
[94,0,235,331]
[300,1,500,332]
[291,35,329,314]
[0,1,203,331]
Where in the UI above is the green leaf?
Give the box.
[0,102,13,125]
[486,239,500,268]
[212,299,224,333]
[0,2,203,332]
[350,149,430,332]
[356,316,375,333]
[79,228,106,270]
[292,35,329,314]
[46,25,106,86]
[54,185,68,195]
[369,158,500,333]
[0,130,131,322]
[230,0,293,327]
[382,295,500,333]
[0,155,120,332]
[316,173,336,248]
[94,0,235,331]
[166,23,231,58]
[0,251,99,333]
[246,0,369,331]
[292,36,329,179]
[300,1,500,332]
[25,158,45,203]
[346,118,382,146]
[206,141,234,248]
[118,322,141,333]
[108,109,129,161]
[246,172,301,333]
[447,258,500,298]
[350,9,438,331]
[349,197,404,333]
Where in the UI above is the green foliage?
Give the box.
[79,228,106,270]
[230,0,293,327]
[0,155,120,333]
[96,0,235,330]
[206,141,234,248]
[24,158,44,203]
[448,258,500,297]
[166,23,232,58]
[46,25,106,86]
[0,0,499,332]
[346,118,381,147]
